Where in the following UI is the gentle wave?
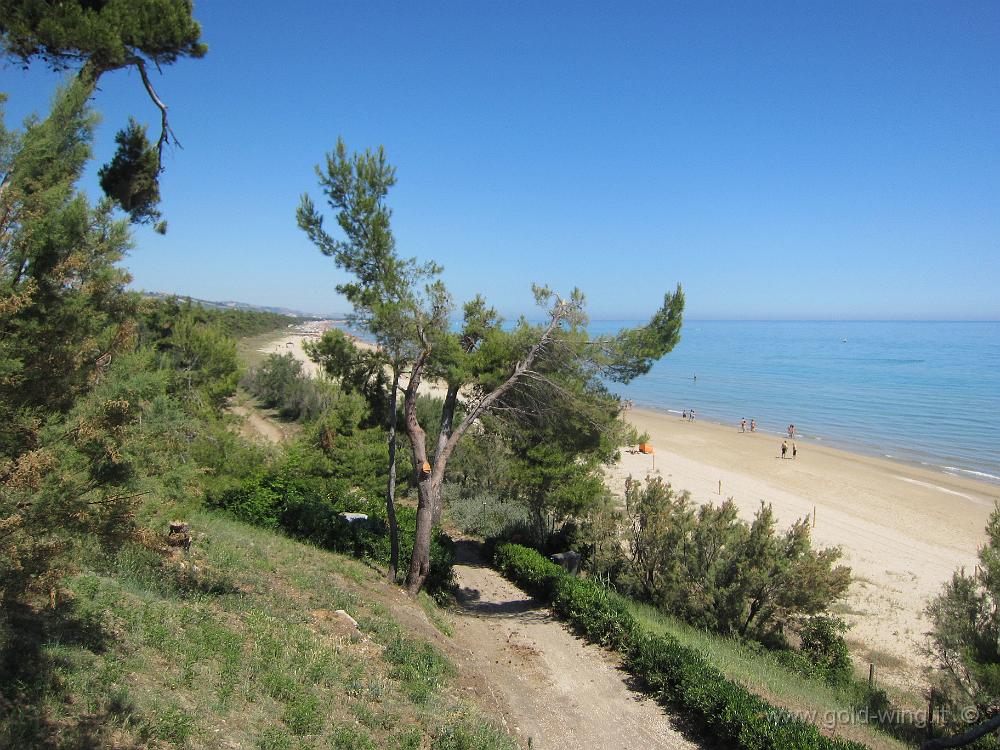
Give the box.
[942,467,1000,482]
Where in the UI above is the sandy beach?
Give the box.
[257,328,453,400]
[608,408,998,693]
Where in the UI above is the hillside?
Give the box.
[1,510,516,749]
[142,292,343,321]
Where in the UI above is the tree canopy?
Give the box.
[0,0,207,226]
[299,138,685,593]
[0,0,206,73]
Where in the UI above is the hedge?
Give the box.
[492,543,868,750]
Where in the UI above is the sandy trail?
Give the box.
[610,409,998,693]
[448,540,700,750]
[228,403,285,444]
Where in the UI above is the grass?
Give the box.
[861,648,912,673]
[236,329,296,371]
[619,596,913,750]
[0,511,515,750]
[418,591,455,637]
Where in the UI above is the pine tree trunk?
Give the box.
[430,385,460,526]
[385,369,400,582]
[403,352,434,594]
[406,480,435,594]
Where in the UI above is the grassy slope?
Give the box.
[1,511,514,750]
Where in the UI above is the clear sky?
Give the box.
[3,1,998,320]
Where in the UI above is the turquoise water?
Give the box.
[593,320,1000,483]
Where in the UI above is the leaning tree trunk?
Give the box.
[430,384,460,526]
[385,368,401,581]
[405,313,563,593]
[922,712,1000,749]
[403,350,434,594]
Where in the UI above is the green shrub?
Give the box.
[209,467,455,598]
[492,543,562,599]
[621,477,852,642]
[443,487,533,541]
[242,352,350,422]
[432,711,518,750]
[798,616,853,688]
[281,690,324,735]
[925,503,1000,731]
[551,575,638,650]
[383,634,452,705]
[493,543,869,750]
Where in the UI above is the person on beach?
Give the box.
[689,409,696,422]
[682,410,687,420]
[781,441,788,459]
[750,419,756,432]
[792,442,797,459]
[740,418,747,433]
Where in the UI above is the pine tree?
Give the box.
[299,138,686,593]
[0,84,141,603]
[1,0,206,223]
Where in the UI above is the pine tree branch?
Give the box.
[133,59,179,170]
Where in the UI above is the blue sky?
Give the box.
[3,1,998,320]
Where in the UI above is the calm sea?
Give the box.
[591,320,1000,484]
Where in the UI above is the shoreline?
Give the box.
[611,406,998,693]
[628,402,1000,489]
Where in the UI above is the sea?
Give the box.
[591,320,1000,485]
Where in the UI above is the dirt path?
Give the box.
[446,540,700,750]
[229,403,287,444]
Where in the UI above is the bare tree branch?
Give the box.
[133,59,179,169]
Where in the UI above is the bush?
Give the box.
[209,466,455,598]
[243,353,348,422]
[925,502,1000,731]
[551,575,637,650]
[622,476,852,642]
[798,616,853,688]
[443,487,533,542]
[493,542,868,750]
[493,543,562,600]
[432,710,518,750]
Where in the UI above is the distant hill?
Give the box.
[142,291,346,320]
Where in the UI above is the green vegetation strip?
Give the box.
[493,543,869,750]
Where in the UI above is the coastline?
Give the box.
[610,406,998,693]
[627,403,1000,488]
[257,325,997,693]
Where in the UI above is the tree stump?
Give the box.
[167,521,191,551]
